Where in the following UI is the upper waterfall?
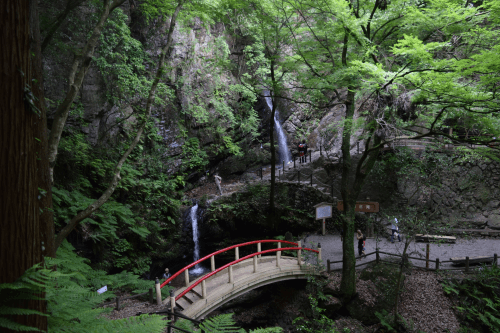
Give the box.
[264,90,292,165]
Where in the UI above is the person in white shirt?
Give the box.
[391,218,401,243]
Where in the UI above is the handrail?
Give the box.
[176,246,319,301]
[160,240,298,288]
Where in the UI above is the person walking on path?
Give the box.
[356,230,364,260]
[214,174,223,195]
[391,218,402,243]
[298,140,308,163]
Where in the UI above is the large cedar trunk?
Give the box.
[0,0,53,331]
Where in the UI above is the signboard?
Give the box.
[316,205,332,220]
[314,202,333,220]
[337,201,379,212]
[97,285,108,294]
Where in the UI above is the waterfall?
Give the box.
[264,90,292,165]
[190,203,204,274]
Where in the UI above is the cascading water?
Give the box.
[189,203,204,274]
[264,90,292,165]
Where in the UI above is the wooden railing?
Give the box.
[326,250,498,273]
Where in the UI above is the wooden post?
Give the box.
[116,296,120,311]
[211,255,215,272]
[320,145,322,156]
[184,269,189,287]
[376,249,380,264]
[322,218,326,235]
[357,142,359,154]
[257,242,261,259]
[436,258,440,270]
[278,170,280,182]
[297,241,302,267]
[170,289,175,318]
[276,242,281,267]
[327,259,331,273]
[309,150,311,162]
[318,243,322,261]
[465,256,469,273]
[228,265,233,283]
[235,247,239,260]
[253,255,258,273]
[167,311,172,333]
[494,253,498,267]
[426,243,430,269]
[283,160,285,170]
[149,287,153,304]
[155,277,162,305]
[202,280,207,299]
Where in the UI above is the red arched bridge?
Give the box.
[160,240,322,319]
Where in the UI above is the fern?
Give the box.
[199,313,245,333]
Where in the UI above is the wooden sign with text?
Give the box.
[337,201,379,213]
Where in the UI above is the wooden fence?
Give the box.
[326,250,498,273]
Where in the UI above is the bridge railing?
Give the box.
[161,240,302,289]
[160,239,321,304]
[175,245,319,302]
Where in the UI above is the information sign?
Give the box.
[337,201,379,212]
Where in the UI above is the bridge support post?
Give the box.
[327,259,331,273]
[276,242,281,267]
[228,265,233,283]
[235,247,239,260]
[211,256,215,272]
[170,289,176,318]
[318,243,322,262]
[155,277,162,305]
[253,256,258,273]
[202,280,207,299]
[184,269,189,287]
[297,241,302,267]
[257,242,261,259]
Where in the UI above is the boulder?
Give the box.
[487,200,500,210]
[489,214,500,230]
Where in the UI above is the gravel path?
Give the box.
[302,233,500,271]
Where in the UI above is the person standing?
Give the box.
[356,230,364,260]
[162,268,171,285]
[391,218,402,243]
[214,174,223,195]
[298,140,308,163]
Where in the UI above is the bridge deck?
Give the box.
[165,255,315,319]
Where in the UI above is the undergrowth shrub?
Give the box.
[441,264,500,332]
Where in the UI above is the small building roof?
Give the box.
[313,202,333,208]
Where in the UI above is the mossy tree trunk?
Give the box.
[0,0,54,330]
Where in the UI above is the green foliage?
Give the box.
[441,265,500,332]
[182,137,209,171]
[292,295,337,333]
[0,240,169,333]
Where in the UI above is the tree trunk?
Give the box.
[0,0,53,330]
[31,0,56,260]
[269,60,277,231]
[46,0,125,183]
[54,0,185,250]
[393,238,411,326]
[339,87,357,299]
